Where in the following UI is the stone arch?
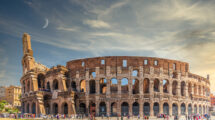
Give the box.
[61,102,68,115]
[111,102,117,116]
[132,70,138,76]
[121,102,129,116]
[99,102,107,116]
[89,80,96,94]
[100,78,107,94]
[71,81,76,91]
[163,102,169,115]
[27,81,30,92]
[79,103,86,114]
[198,85,201,95]
[37,73,45,89]
[132,79,139,94]
[163,79,169,93]
[153,102,159,116]
[181,103,186,115]
[194,104,197,114]
[188,104,192,115]
[199,105,202,115]
[143,102,150,116]
[46,82,51,91]
[172,103,178,116]
[111,78,118,93]
[80,80,86,92]
[143,78,150,93]
[53,103,58,115]
[121,78,128,93]
[132,102,139,116]
[188,82,192,97]
[89,102,96,116]
[53,79,58,90]
[26,103,30,113]
[45,103,50,114]
[32,102,36,114]
[181,81,185,96]
[194,84,197,95]
[154,79,159,92]
[172,81,178,95]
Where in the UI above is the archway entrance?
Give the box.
[121,102,129,116]
[132,102,139,116]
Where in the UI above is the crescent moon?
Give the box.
[42,18,49,29]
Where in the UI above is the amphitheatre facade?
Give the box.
[20,33,211,117]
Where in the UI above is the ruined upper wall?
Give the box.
[67,56,188,71]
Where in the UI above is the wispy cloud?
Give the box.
[83,19,111,28]
[57,26,78,32]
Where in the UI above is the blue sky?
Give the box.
[0,0,215,92]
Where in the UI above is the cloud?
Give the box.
[83,19,111,28]
[57,26,78,32]
[0,70,6,79]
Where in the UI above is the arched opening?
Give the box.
[163,103,169,115]
[53,103,58,115]
[172,103,178,116]
[46,82,50,91]
[27,103,30,113]
[181,81,185,96]
[153,102,159,116]
[121,102,129,116]
[111,78,118,93]
[172,81,177,95]
[53,79,58,90]
[62,103,68,115]
[132,70,138,76]
[100,78,107,94]
[89,80,96,94]
[32,102,36,114]
[79,103,86,114]
[132,79,139,94]
[80,80,86,92]
[163,80,169,93]
[198,85,201,95]
[132,102,139,116]
[199,105,202,115]
[111,102,117,116]
[194,84,197,95]
[27,81,30,92]
[143,102,150,116]
[181,103,186,115]
[121,78,128,93]
[188,104,192,115]
[71,81,76,91]
[203,106,205,114]
[37,74,45,89]
[154,79,159,92]
[143,78,150,93]
[91,72,96,78]
[45,104,50,114]
[188,83,192,98]
[194,105,197,114]
[22,102,25,113]
[99,102,106,116]
[89,102,96,116]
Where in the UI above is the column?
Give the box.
[177,82,181,96]
[185,83,188,97]
[117,102,121,116]
[178,103,181,116]
[159,102,163,114]
[139,78,143,95]
[185,103,188,116]
[160,80,163,94]
[150,79,154,96]
[107,101,110,116]
[106,79,111,95]
[118,78,121,95]
[169,103,172,116]
[96,79,99,94]
[139,100,143,117]
[129,102,132,116]
[150,102,154,116]
[96,101,99,116]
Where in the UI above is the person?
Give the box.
[138,114,140,119]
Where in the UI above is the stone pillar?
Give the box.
[169,103,172,116]
[150,102,154,116]
[178,103,181,116]
[118,78,121,95]
[185,83,188,97]
[191,84,194,95]
[185,103,188,116]
[160,80,163,94]
[106,79,111,95]
[107,101,110,116]
[139,100,143,117]
[117,101,121,116]
[150,79,154,96]
[169,81,172,95]
[96,79,99,94]
[96,101,99,116]
[129,102,132,116]
[159,102,163,114]
[139,78,143,95]
[76,78,80,92]
[177,82,181,96]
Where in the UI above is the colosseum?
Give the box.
[20,33,211,118]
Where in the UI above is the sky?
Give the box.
[0,0,215,92]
